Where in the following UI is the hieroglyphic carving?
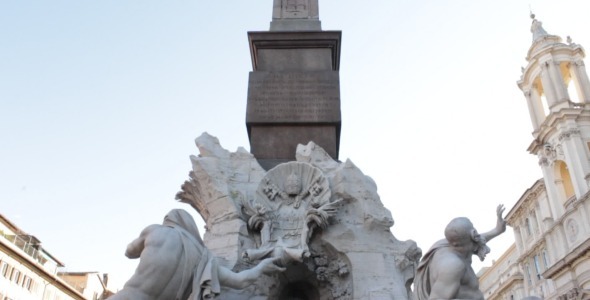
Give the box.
[241,162,341,265]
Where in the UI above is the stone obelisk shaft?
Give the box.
[246,0,342,170]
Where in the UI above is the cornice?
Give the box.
[543,237,590,279]
[520,43,586,89]
[517,238,546,265]
[540,191,590,239]
[248,30,342,71]
[528,107,590,154]
[506,179,545,224]
[494,274,524,298]
[0,238,85,299]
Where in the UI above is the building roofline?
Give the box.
[0,214,66,267]
[0,239,85,299]
[506,178,545,223]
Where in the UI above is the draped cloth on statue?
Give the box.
[163,209,221,300]
[413,239,449,300]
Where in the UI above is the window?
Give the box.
[534,255,543,279]
[0,261,8,277]
[10,269,20,284]
[23,276,32,291]
[525,218,532,236]
[564,63,581,104]
[525,263,532,284]
[530,211,539,233]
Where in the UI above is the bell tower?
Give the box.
[517,14,590,218]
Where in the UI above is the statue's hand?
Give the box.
[496,204,507,232]
[258,257,286,275]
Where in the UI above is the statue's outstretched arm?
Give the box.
[480,204,507,243]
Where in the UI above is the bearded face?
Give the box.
[472,233,490,261]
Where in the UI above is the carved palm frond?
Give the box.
[175,171,210,221]
[239,196,269,231]
[306,198,342,229]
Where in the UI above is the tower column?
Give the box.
[548,60,569,102]
[570,60,590,103]
[524,89,544,129]
[540,62,559,108]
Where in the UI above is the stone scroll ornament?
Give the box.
[241,162,341,266]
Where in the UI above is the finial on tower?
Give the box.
[529,12,549,41]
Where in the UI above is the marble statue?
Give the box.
[414,205,507,300]
[176,134,422,299]
[109,209,285,300]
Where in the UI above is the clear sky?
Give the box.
[2,0,590,291]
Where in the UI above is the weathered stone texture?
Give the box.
[177,133,420,299]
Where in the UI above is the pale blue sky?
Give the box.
[2,0,590,290]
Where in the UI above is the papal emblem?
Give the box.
[241,162,340,265]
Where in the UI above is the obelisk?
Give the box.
[246,0,342,170]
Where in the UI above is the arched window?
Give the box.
[534,78,550,116]
[554,160,575,203]
[563,62,582,103]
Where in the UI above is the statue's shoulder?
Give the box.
[141,224,173,239]
[143,224,164,233]
[431,248,465,269]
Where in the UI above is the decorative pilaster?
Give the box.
[514,227,524,254]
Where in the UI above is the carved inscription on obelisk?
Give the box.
[247,72,340,123]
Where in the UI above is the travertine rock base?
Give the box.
[177,132,420,299]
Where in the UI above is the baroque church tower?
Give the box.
[480,15,590,300]
[517,14,590,212]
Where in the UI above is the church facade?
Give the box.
[479,15,590,300]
